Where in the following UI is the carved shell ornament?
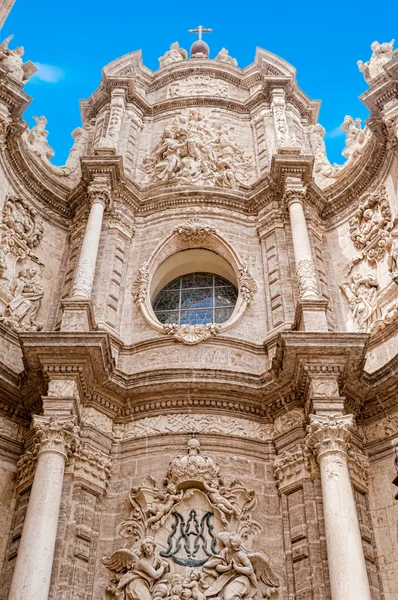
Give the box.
[132,220,257,344]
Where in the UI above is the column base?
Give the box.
[294,298,329,332]
[60,299,96,332]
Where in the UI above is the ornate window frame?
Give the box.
[133,219,257,344]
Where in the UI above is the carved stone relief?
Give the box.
[340,187,398,333]
[103,439,280,599]
[124,414,272,442]
[0,196,45,332]
[363,411,398,442]
[142,110,254,189]
[167,76,228,98]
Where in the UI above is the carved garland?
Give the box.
[133,219,257,345]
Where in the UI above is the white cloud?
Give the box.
[326,126,345,139]
[31,63,64,83]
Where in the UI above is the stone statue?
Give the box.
[103,536,170,600]
[203,532,280,599]
[340,271,381,331]
[310,124,339,178]
[159,42,188,68]
[214,48,238,67]
[181,571,209,600]
[340,116,370,166]
[25,116,55,162]
[0,35,37,83]
[63,127,88,172]
[0,267,44,331]
[142,110,253,189]
[388,229,398,283]
[203,480,240,519]
[358,40,397,83]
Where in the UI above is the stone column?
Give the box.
[8,416,79,600]
[306,414,372,600]
[70,177,111,299]
[284,183,319,301]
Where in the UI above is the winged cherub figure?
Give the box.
[203,532,279,599]
[103,536,170,600]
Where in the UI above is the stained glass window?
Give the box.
[153,272,238,326]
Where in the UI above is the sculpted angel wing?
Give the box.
[102,548,139,573]
[248,551,280,589]
[0,35,14,52]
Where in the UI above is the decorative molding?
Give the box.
[132,261,149,305]
[124,413,272,442]
[347,446,369,489]
[167,75,229,98]
[296,259,320,300]
[273,408,305,436]
[238,261,258,304]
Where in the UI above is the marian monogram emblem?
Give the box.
[160,509,217,567]
[103,439,280,599]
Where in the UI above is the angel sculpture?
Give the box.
[202,532,279,599]
[203,480,240,522]
[103,536,170,600]
[0,35,37,83]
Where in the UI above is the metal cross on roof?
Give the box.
[188,25,213,41]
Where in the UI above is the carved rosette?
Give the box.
[132,261,149,304]
[306,414,354,459]
[238,262,257,304]
[172,218,217,243]
[164,322,220,345]
[32,416,80,461]
[295,259,319,299]
[273,446,313,490]
[73,443,112,490]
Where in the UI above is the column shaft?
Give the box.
[8,451,66,600]
[319,450,371,600]
[71,199,105,299]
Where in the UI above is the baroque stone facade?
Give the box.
[0,27,397,600]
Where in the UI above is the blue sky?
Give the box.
[2,0,397,165]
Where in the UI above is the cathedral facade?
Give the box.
[0,24,397,600]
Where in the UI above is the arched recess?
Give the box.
[133,219,257,344]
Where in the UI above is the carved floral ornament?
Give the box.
[133,219,257,345]
[103,438,280,600]
[340,186,398,334]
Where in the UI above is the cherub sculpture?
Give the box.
[0,35,37,83]
[358,40,397,83]
[203,532,279,599]
[145,483,184,530]
[214,48,238,67]
[159,42,188,68]
[103,536,170,600]
[182,570,209,600]
[203,480,240,522]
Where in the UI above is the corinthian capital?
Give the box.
[283,186,307,208]
[87,176,111,209]
[32,416,80,461]
[306,414,354,459]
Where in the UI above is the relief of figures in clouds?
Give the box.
[0,196,45,332]
[340,186,398,333]
[142,111,254,190]
[103,439,280,600]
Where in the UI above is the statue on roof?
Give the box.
[357,40,397,83]
[0,35,37,83]
[215,48,238,67]
[158,42,188,68]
